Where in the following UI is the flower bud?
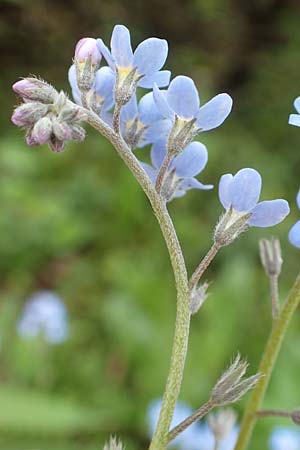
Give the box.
[11,103,49,126]
[32,117,53,144]
[259,238,283,277]
[70,125,86,142]
[190,281,209,315]
[52,119,73,141]
[211,354,260,407]
[12,78,57,103]
[291,410,300,425]
[49,137,65,153]
[208,409,237,443]
[75,38,101,66]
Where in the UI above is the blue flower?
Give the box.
[97,24,170,90]
[17,291,69,344]
[218,168,290,228]
[269,427,300,450]
[141,140,213,201]
[153,75,232,132]
[68,64,115,122]
[289,97,300,127]
[120,93,170,148]
[288,190,300,248]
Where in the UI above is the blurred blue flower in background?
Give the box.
[17,290,69,344]
[289,97,300,127]
[289,190,300,248]
[269,427,300,450]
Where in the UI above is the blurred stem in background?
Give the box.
[234,271,300,450]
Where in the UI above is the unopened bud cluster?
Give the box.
[12,78,86,152]
[211,354,260,407]
[259,238,283,277]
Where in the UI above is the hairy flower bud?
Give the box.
[211,354,260,407]
[12,78,57,104]
[75,38,101,65]
[32,117,53,144]
[52,119,72,141]
[291,410,300,425]
[103,436,124,450]
[11,102,49,126]
[74,38,101,92]
[259,238,283,277]
[208,409,237,443]
[189,281,209,315]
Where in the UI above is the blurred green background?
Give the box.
[1,0,300,449]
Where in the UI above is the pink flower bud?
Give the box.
[26,133,38,146]
[13,79,36,96]
[32,117,53,144]
[11,103,48,126]
[12,78,57,103]
[75,38,101,65]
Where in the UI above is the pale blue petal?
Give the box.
[101,111,113,127]
[230,168,262,212]
[153,84,174,120]
[248,200,290,227]
[94,66,115,110]
[68,65,81,104]
[97,39,115,69]
[167,76,200,119]
[150,140,167,169]
[138,92,163,124]
[144,120,171,146]
[196,93,233,130]
[297,190,300,209]
[171,142,208,177]
[140,162,158,183]
[218,173,234,209]
[289,114,300,127]
[133,38,168,76]
[138,70,171,88]
[179,177,213,191]
[120,95,138,124]
[289,220,300,248]
[294,96,300,113]
[269,427,300,450]
[110,25,133,67]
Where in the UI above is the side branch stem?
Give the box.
[189,242,221,291]
[155,152,173,193]
[234,271,300,450]
[269,274,279,319]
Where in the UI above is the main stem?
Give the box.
[234,271,300,450]
[84,108,190,450]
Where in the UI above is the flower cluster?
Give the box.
[12,78,86,152]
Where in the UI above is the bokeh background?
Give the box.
[1,0,300,449]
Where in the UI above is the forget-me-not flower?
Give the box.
[141,139,213,201]
[269,427,300,450]
[289,190,300,248]
[215,168,290,246]
[120,93,170,148]
[97,25,170,105]
[17,290,69,344]
[153,76,232,154]
[69,64,115,123]
[289,97,300,127]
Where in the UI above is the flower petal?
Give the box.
[167,76,200,119]
[133,38,168,76]
[140,162,158,183]
[153,84,174,120]
[248,200,290,227]
[171,142,208,177]
[110,25,133,67]
[218,173,234,209]
[94,66,115,111]
[138,92,163,124]
[229,168,262,212]
[196,93,233,130]
[179,177,213,191]
[144,120,171,146]
[138,70,171,88]
[150,140,167,169]
[294,96,300,113]
[297,190,300,209]
[288,113,300,127]
[97,39,115,69]
[120,95,138,124]
[289,220,300,248]
[68,65,81,105]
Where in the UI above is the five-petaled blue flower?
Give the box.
[153,75,233,132]
[288,190,300,248]
[68,64,115,123]
[269,427,300,450]
[289,97,300,127]
[141,139,213,201]
[97,24,170,91]
[218,168,290,227]
[120,93,170,148]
